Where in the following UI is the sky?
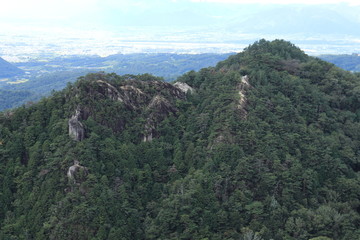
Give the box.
[1,0,359,24]
[1,0,360,57]
[191,0,359,4]
[1,0,359,38]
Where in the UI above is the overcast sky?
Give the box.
[1,0,359,38]
[1,0,359,56]
[1,0,359,21]
[191,0,359,4]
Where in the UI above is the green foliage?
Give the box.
[0,40,359,239]
[0,89,39,111]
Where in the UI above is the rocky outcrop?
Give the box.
[143,123,154,142]
[96,80,146,109]
[67,160,88,184]
[95,79,185,142]
[174,82,194,94]
[71,76,186,142]
[95,79,186,110]
[68,108,85,141]
[92,79,185,108]
[209,75,251,148]
[143,95,178,142]
[237,75,251,118]
[96,80,123,102]
[147,95,177,113]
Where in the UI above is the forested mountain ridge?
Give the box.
[0,53,232,111]
[0,39,359,240]
[0,89,39,110]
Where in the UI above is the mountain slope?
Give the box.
[0,40,359,240]
[0,89,39,110]
[0,57,24,78]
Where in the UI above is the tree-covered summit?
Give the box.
[239,39,308,61]
[0,40,359,240]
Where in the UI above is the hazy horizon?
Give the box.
[1,0,360,61]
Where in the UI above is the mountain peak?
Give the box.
[1,41,359,240]
[242,39,308,61]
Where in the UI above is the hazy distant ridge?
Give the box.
[0,57,24,78]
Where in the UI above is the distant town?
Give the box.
[1,26,360,63]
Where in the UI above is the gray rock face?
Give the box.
[209,75,251,148]
[71,78,186,142]
[67,160,88,184]
[68,109,84,141]
[147,95,176,113]
[237,75,251,118]
[173,82,194,93]
[96,80,123,102]
[143,127,153,142]
[97,80,146,110]
[143,95,178,142]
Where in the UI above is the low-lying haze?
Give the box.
[1,0,360,61]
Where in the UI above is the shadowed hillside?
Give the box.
[0,57,24,78]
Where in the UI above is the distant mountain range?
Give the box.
[232,5,360,36]
[0,57,24,78]
[99,3,360,39]
[320,54,360,72]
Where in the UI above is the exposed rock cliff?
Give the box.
[173,82,194,93]
[209,75,251,148]
[96,80,147,110]
[237,75,251,118]
[96,80,123,102]
[67,160,88,184]
[147,95,177,114]
[68,108,85,141]
[143,95,178,142]
[70,75,186,142]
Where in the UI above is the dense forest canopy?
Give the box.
[0,39,359,240]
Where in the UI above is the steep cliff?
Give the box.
[67,73,186,142]
[68,108,85,141]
